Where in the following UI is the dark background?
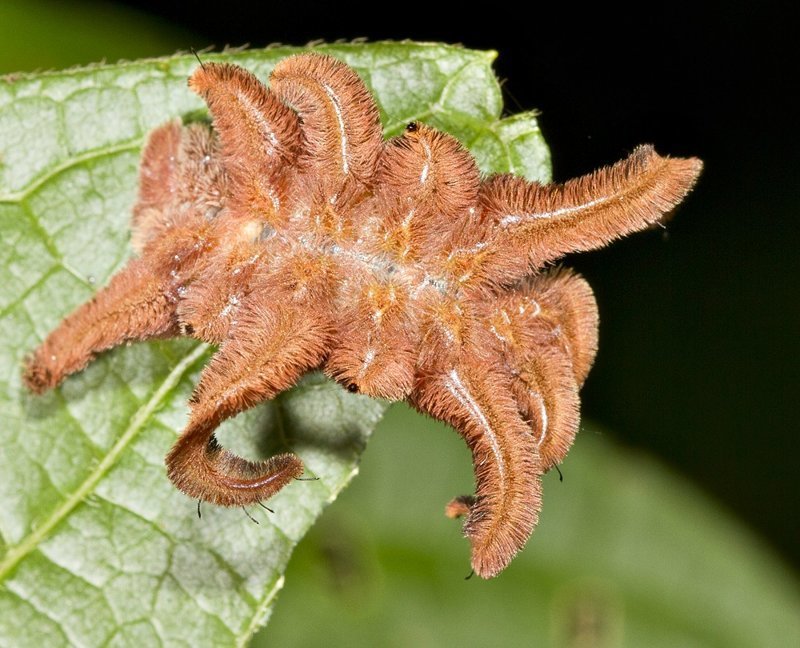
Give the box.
[91,2,800,567]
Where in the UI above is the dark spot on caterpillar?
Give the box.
[347,383,359,393]
[405,121,418,132]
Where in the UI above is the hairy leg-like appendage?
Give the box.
[526,269,599,386]
[324,277,419,400]
[452,146,703,287]
[24,120,227,393]
[413,365,542,579]
[133,120,227,251]
[373,122,480,261]
[165,301,331,506]
[510,348,580,471]
[483,269,599,469]
[23,258,180,393]
[269,53,383,189]
[189,62,299,229]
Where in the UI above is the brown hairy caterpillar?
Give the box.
[24,53,701,578]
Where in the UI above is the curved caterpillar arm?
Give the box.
[24,121,225,393]
[270,53,383,192]
[23,258,180,393]
[189,62,300,231]
[373,123,481,262]
[480,269,598,470]
[457,146,703,287]
[166,297,331,506]
[412,364,542,579]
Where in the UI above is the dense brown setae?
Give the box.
[23,53,702,578]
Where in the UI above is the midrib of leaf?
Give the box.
[0,342,209,581]
[235,576,284,648]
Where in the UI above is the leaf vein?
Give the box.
[0,141,141,203]
[0,343,209,582]
[1,587,71,645]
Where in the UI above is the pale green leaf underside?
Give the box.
[0,43,550,646]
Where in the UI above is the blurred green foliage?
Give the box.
[259,405,800,647]
[0,0,192,74]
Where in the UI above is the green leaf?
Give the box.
[0,43,550,646]
[261,405,800,648]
